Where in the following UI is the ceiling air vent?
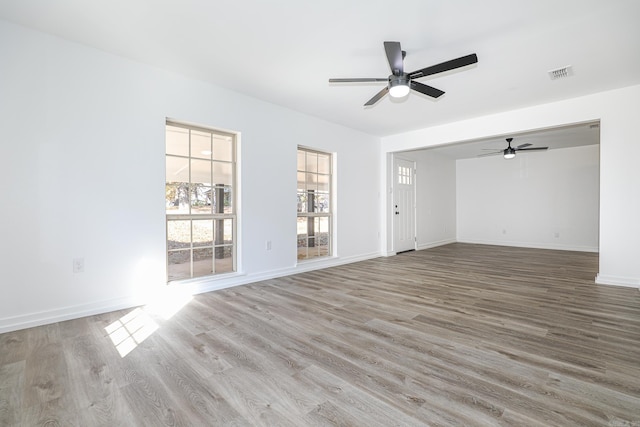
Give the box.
[548,65,573,80]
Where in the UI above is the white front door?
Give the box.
[393,157,416,253]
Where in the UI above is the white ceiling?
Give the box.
[1,0,639,140]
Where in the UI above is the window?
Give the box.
[165,121,236,281]
[297,147,332,260]
[398,165,412,185]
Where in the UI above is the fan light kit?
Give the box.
[389,77,411,98]
[329,41,478,106]
[503,147,516,159]
[479,138,549,159]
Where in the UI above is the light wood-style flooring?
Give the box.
[1,243,639,426]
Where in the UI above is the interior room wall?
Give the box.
[0,20,382,332]
[381,84,640,288]
[399,150,457,250]
[456,144,599,251]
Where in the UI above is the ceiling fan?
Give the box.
[479,138,548,159]
[329,41,478,106]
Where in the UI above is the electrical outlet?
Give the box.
[554,232,560,238]
[73,257,84,273]
[266,240,272,251]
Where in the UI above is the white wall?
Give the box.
[0,20,381,332]
[381,84,640,288]
[399,150,457,250]
[456,145,599,251]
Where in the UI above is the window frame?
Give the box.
[165,120,237,282]
[297,146,333,261]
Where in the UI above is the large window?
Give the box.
[297,147,332,260]
[165,121,236,281]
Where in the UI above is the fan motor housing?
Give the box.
[389,74,410,86]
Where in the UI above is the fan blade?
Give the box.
[410,81,445,98]
[516,143,532,149]
[478,151,502,157]
[481,148,505,150]
[384,41,404,76]
[516,147,548,151]
[408,53,478,79]
[364,87,389,106]
[329,78,388,83]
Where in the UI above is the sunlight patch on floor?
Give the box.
[105,308,159,357]
[144,286,194,320]
[105,285,193,357]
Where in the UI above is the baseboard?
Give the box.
[0,251,382,334]
[193,251,381,294]
[456,238,599,253]
[595,274,640,289]
[417,238,457,251]
[0,296,145,334]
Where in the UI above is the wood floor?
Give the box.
[1,243,639,426]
